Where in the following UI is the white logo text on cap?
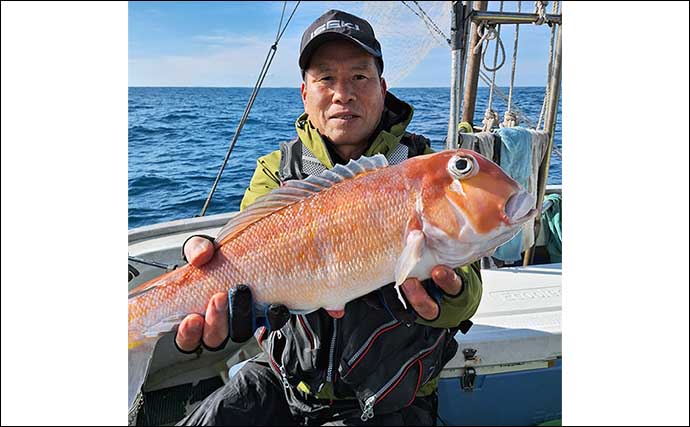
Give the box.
[311,20,360,39]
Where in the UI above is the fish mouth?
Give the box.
[504,190,537,225]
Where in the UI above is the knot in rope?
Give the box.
[501,110,520,128]
[473,22,498,54]
[483,24,499,41]
[482,109,500,132]
[535,1,548,25]
[475,22,506,72]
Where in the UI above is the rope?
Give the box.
[535,1,549,25]
[538,1,559,130]
[474,22,497,54]
[478,23,506,73]
[479,70,537,128]
[199,1,300,217]
[487,1,505,111]
[502,110,519,128]
[503,0,521,126]
[402,1,450,46]
[482,109,500,132]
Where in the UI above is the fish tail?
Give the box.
[128,337,157,415]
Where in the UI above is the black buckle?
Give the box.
[462,348,477,361]
[461,367,476,392]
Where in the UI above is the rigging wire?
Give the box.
[412,0,451,44]
[199,1,300,217]
[401,1,451,46]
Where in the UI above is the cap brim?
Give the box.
[299,32,381,71]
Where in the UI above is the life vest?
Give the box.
[278,131,431,182]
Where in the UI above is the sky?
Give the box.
[129,1,557,88]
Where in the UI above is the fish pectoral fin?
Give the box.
[394,229,426,309]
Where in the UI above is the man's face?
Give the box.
[301,39,387,153]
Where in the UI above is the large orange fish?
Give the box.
[127,149,536,410]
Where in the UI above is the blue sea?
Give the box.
[129,87,561,229]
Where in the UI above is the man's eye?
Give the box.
[319,76,332,81]
[354,75,367,80]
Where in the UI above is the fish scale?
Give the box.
[216,167,411,310]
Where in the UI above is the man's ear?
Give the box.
[380,77,387,95]
[300,81,307,108]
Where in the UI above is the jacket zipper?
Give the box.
[265,330,291,389]
[326,318,338,383]
[297,314,316,350]
[359,332,445,421]
[267,347,290,389]
[345,320,400,376]
[278,365,290,389]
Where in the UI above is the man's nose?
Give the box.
[332,80,355,104]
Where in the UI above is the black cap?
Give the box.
[299,10,383,75]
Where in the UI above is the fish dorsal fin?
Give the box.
[215,154,389,245]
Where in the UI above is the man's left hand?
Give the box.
[401,265,463,321]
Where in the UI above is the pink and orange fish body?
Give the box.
[128,149,536,409]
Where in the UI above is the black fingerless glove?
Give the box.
[228,285,291,344]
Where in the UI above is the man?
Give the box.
[175,10,482,426]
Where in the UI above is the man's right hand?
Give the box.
[174,236,290,353]
[175,236,228,352]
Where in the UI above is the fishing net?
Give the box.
[310,1,452,87]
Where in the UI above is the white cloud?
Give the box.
[192,33,265,46]
[129,35,303,87]
[192,35,229,43]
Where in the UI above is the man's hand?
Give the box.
[176,237,228,352]
[401,265,463,321]
[175,236,290,353]
[183,236,215,268]
[176,292,230,352]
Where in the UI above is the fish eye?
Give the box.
[455,158,471,173]
[449,155,475,179]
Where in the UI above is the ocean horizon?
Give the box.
[129,86,561,229]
